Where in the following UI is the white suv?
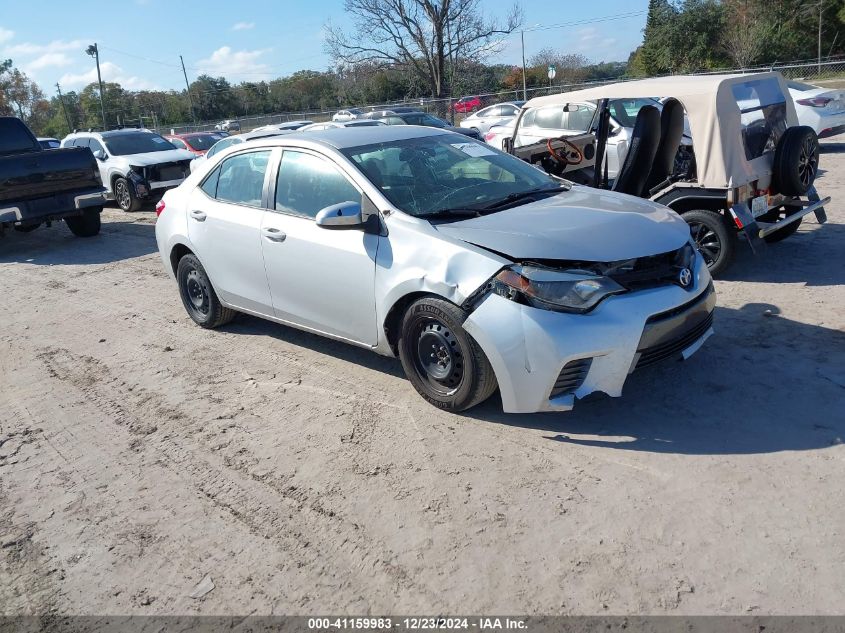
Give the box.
[62,129,195,212]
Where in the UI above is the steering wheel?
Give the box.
[546,136,584,166]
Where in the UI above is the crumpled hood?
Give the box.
[124,149,195,167]
[434,185,690,261]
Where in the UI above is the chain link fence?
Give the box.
[157,57,845,136]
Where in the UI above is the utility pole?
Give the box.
[818,0,823,75]
[180,55,198,128]
[55,83,72,132]
[85,43,107,129]
[521,30,527,101]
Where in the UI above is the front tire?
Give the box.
[65,208,101,237]
[114,177,142,212]
[397,297,497,412]
[683,209,736,277]
[176,253,236,328]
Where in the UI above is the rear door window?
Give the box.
[731,78,788,161]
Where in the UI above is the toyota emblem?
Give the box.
[678,267,692,288]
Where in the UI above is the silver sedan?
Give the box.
[155,126,713,413]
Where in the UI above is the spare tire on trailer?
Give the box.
[772,126,819,196]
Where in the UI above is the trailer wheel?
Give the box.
[682,209,736,277]
[760,206,803,243]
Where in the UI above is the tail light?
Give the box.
[484,131,496,141]
[797,97,832,107]
[155,200,166,217]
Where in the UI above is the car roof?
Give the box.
[247,125,454,150]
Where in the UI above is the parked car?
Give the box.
[37,136,61,149]
[62,129,195,212]
[332,108,364,122]
[451,95,483,114]
[506,73,829,276]
[1,117,106,237]
[366,106,420,115]
[253,120,313,133]
[367,110,482,140]
[155,125,714,413]
[459,101,524,135]
[215,120,241,132]
[299,120,387,131]
[787,80,845,138]
[165,132,227,156]
[190,129,294,172]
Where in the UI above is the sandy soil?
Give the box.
[1,140,844,617]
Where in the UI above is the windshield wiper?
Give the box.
[479,184,569,210]
[417,207,482,219]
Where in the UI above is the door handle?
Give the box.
[262,227,286,242]
[190,210,207,222]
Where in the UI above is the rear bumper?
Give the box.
[0,187,106,225]
[819,124,845,139]
[463,252,714,414]
[729,185,828,249]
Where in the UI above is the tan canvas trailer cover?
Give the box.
[526,73,800,189]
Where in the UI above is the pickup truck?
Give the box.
[0,117,107,238]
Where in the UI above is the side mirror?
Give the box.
[315,201,365,230]
[93,149,106,161]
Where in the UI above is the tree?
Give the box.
[721,0,769,67]
[325,0,522,105]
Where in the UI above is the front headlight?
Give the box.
[492,265,626,313]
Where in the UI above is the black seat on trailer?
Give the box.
[645,98,685,194]
[612,104,661,197]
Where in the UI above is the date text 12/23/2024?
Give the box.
[308,618,528,630]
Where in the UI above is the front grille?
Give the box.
[607,244,694,291]
[550,358,592,398]
[151,162,188,182]
[635,311,713,369]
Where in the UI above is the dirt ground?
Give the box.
[1,140,844,618]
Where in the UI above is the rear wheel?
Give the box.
[683,209,736,277]
[397,297,497,412]
[65,208,101,237]
[114,177,142,212]
[176,253,236,328]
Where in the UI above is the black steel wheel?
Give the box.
[398,297,497,411]
[683,209,736,277]
[176,253,236,328]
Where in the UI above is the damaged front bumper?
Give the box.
[126,164,190,201]
[463,253,714,413]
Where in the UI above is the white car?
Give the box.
[299,120,387,131]
[62,130,195,212]
[459,101,524,135]
[155,126,713,413]
[332,108,364,122]
[787,80,845,138]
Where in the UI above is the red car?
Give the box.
[450,95,483,114]
[164,132,227,156]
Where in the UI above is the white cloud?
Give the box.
[4,38,88,56]
[196,46,269,78]
[59,61,158,90]
[24,52,73,73]
[232,22,255,31]
[0,27,13,44]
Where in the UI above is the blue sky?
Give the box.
[0,0,647,94]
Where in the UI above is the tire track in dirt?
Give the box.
[36,345,436,607]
